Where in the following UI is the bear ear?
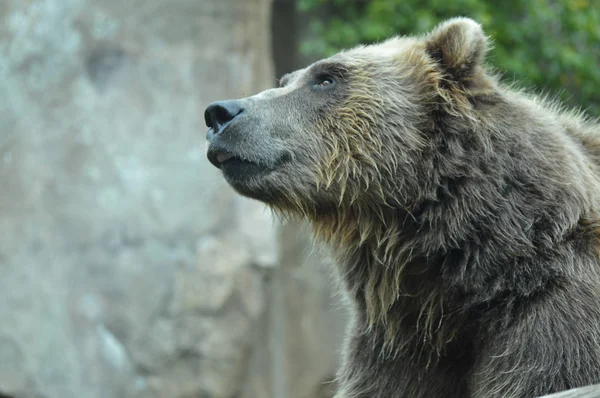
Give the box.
[424,17,488,84]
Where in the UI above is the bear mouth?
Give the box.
[206,146,285,183]
[207,149,253,169]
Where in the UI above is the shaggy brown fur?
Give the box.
[205,18,600,398]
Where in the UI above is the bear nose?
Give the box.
[204,100,244,137]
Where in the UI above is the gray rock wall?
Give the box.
[0,0,346,397]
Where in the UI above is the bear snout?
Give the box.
[204,99,244,140]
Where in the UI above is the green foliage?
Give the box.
[298,0,600,116]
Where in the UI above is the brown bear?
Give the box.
[204,18,600,398]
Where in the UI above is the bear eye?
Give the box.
[315,75,335,89]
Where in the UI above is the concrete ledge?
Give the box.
[538,384,600,398]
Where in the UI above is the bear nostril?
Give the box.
[204,109,213,129]
[204,100,244,132]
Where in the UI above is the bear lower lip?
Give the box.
[206,146,290,184]
[208,152,260,170]
[206,148,240,169]
[216,152,235,163]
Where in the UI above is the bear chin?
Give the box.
[216,161,286,203]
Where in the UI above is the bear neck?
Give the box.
[308,125,599,356]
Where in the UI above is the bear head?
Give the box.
[205,18,496,233]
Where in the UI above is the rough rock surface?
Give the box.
[0,0,346,397]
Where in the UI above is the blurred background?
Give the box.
[0,1,598,397]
